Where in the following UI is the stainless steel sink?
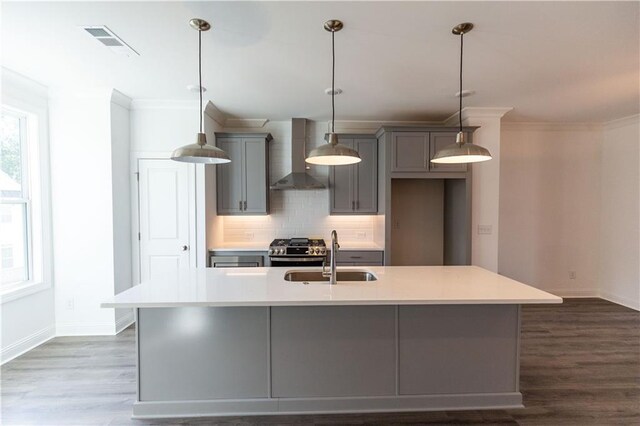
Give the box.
[284,270,377,283]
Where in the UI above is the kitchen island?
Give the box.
[102,266,561,419]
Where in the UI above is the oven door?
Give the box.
[269,256,325,267]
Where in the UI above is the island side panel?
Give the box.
[137,307,269,401]
[270,306,397,397]
[398,304,520,395]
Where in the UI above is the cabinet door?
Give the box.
[216,138,243,214]
[329,139,355,213]
[429,132,468,172]
[391,132,430,172]
[354,138,378,213]
[243,138,268,214]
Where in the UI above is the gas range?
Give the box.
[268,238,327,266]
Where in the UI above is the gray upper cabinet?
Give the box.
[391,132,430,173]
[329,136,378,215]
[429,132,468,172]
[216,133,272,215]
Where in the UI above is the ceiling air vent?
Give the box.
[82,25,139,57]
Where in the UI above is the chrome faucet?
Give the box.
[323,230,340,285]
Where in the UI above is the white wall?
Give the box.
[600,116,640,309]
[499,123,602,296]
[1,69,55,363]
[49,89,133,335]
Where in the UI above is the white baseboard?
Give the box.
[1,325,55,365]
[541,288,639,311]
[599,290,640,311]
[115,309,135,334]
[56,310,136,336]
[56,321,118,336]
[543,288,599,298]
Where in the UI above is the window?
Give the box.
[1,107,33,291]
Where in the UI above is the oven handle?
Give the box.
[269,256,326,263]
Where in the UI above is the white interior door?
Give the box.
[138,159,191,283]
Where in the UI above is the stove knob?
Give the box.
[279,248,285,255]
[268,249,273,255]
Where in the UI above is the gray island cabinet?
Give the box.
[102,266,561,419]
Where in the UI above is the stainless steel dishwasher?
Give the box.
[209,254,264,268]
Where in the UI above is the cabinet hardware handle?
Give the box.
[239,200,243,211]
[244,201,247,210]
[352,201,355,210]
[350,256,362,259]
[357,200,360,210]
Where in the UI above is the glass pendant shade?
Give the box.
[171,133,231,164]
[306,132,361,165]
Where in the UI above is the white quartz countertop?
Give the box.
[102,266,561,308]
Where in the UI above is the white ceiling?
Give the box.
[2,1,638,122]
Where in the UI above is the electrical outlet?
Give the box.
[356,232,367,239]
[65,298,74,310]
[244,232,254,240]
[477,225,492,235]
[569,271,576,280]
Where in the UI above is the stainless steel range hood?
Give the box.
[270,118,325,190]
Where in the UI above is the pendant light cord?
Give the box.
[199,29,203,133]
[331,30,336,134]
[459,32,464,133]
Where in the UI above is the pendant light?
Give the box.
[171,19,230,164]
[306,20,361,166]
[431,23,492,164]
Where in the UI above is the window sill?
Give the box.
[1,281,50,304]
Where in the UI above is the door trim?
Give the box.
[130,152,199,285]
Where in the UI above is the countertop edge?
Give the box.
[102,298,563,309]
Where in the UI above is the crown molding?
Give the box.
[445,107,514,125]
[224,118,269,128]
[332,119,444,134]
[501,121,603,132]
[110,89,132,109]
[130,99,199,110]
[203,101,227,127]
[1,67,48,99]
[603,114,640,131]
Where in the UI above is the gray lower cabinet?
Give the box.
[329,136,377,214]
[336,250,384,266]
[216,133,272,215]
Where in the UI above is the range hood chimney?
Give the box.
[270,118,325,190]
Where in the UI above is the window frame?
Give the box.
[1,101,51,303]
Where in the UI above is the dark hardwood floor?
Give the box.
[2,298,638,425]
